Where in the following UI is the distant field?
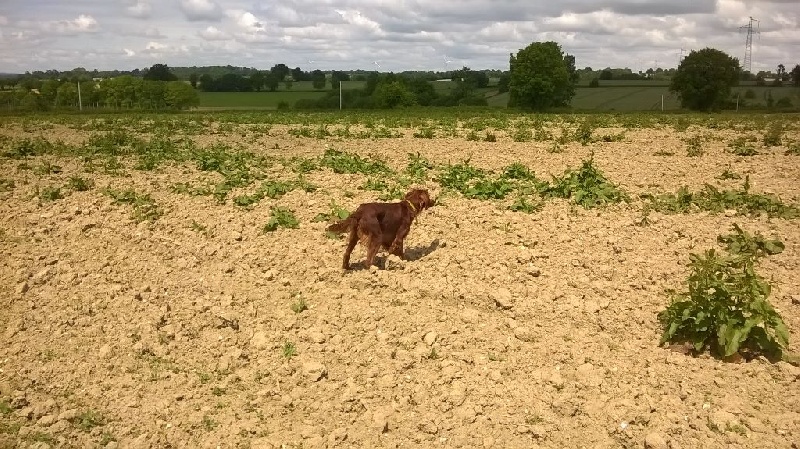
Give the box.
[198,91,327,109]
[486,85,799,111]
[197,80,799,111]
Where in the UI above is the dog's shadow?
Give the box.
[403,238,442,262]
[349,239,442,271]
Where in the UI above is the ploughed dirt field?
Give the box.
[1,113,799,449]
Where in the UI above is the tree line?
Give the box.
[2,49,798,113]
[0,75,198,111]
[292,68,491,110]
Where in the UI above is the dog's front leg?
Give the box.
[388,223,411,259]
[388,240,404,259]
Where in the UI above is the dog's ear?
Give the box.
[418,190,435,210]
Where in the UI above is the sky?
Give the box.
[0,0,797,75]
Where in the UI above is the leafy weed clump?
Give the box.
[683,135,704,157]
[658,225,789,360]
[573,119,595,145]
[263,206,299,232]
[68,176,94,192]
[436,159,487,196]
[404,152,434,181]
[762,122,783,147]
[38,186,63,202]
[727,137,758,156]
[319,148,392,176]
[716,223,784,259]
[2,137,60,158]
[543,156,628,208]
[103,188,162,222]
[312,201,350,223]
[233,179,296,207]
[641,176,799,219]
[0,179,14,192]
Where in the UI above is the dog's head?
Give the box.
[404,188,435,212]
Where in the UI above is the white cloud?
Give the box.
[199,25,229,41]
[335,9,384,36]
[179,0,222,21]
[125,1,152,19]
[0,16,9,26]
[124,48,136,57]
[34,14,100,34]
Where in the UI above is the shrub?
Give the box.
[658,225,789,360]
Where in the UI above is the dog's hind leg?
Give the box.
[360,216,382,269]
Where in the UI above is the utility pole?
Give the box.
[739,16,760,74]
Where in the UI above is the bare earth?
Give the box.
[1,115,799,449]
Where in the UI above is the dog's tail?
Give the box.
[326,216,355,234]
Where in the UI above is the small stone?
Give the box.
[16,282,29,295]
[724,209,737,217]
[302,362,327,381]
[328,427,348,444]
[32,267,52,284]
[526,265,541,277]
[791,295,800,305]
[98,344,112,359]
[489,370,502,382]
[232,231,243,241]
[307,330,326,344]
[105,442,119,449]
[372,412,389,433]
[575,362,602,387]
[305,436,324,447]
[514,326,535,342]
[644,432,668,449]
[530,425,546,439]
[423,331,438,346]
[744,416,769,433]
[57,409,79,422]
[710,410,738,431]
[547,371,564,388]
[250,331,270,350]
[460,308,480,324]
[50,420,69,433]
[419,420,438,434]
[584,300,599,314]
[385,254,405,270]
[37,414,57,427]
[492,288,514,310]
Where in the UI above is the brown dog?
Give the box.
[327,189,435,270]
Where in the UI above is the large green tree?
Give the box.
[508,41,577,110]
[311,70,327,89]
[669,48,740,111]
[143,63,178,81]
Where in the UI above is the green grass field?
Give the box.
[197,80,800,112]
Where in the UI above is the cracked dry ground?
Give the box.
[1,116,799,449]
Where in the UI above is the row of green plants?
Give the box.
[4,133,799,219]
[3,111,797,139]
